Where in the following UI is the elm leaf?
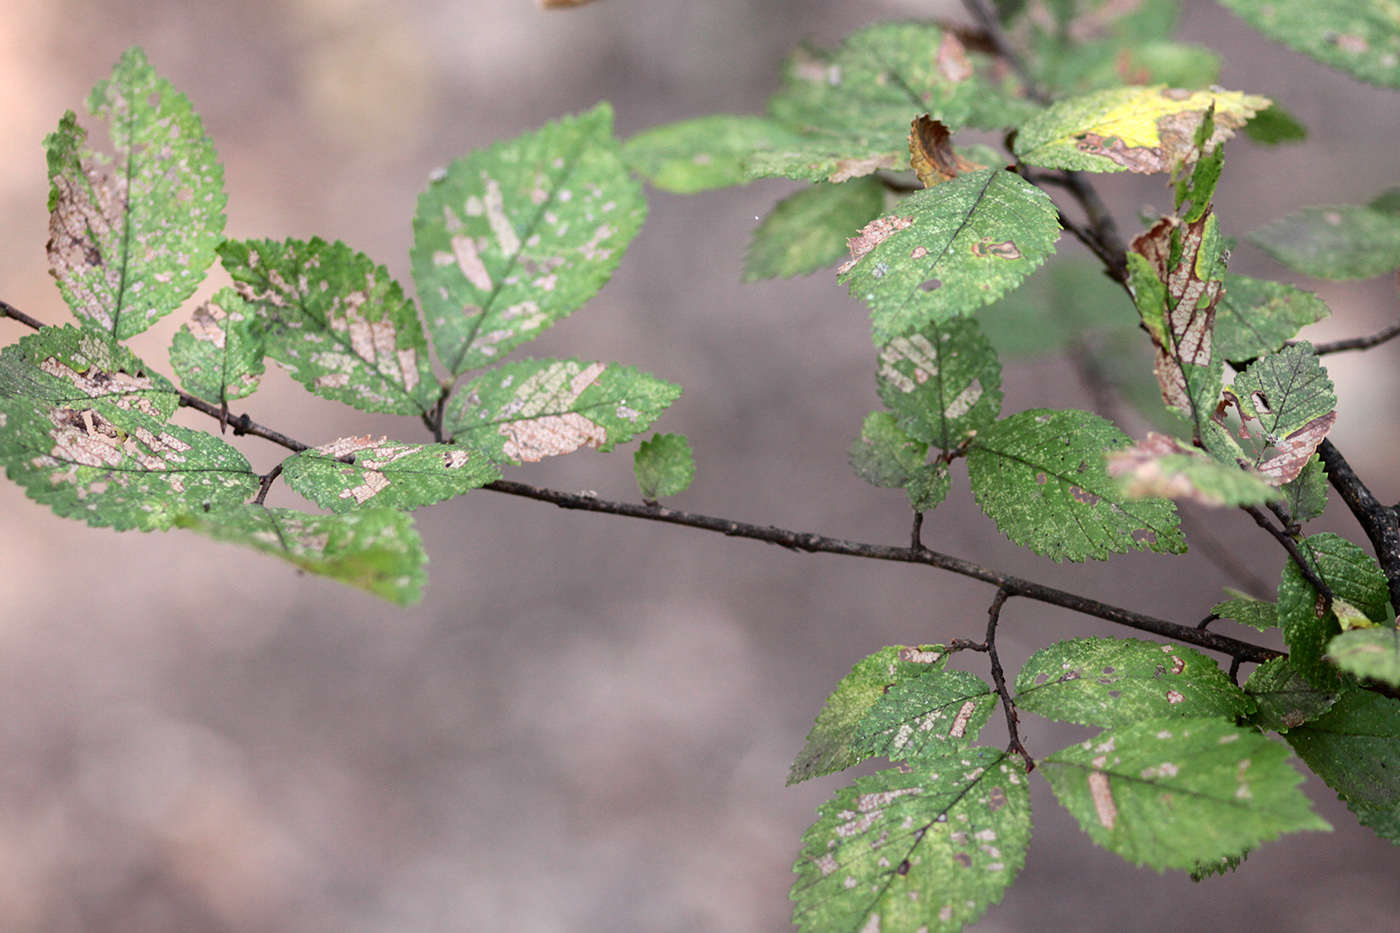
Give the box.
[622,115,809,193]
[851,668,997,761]
[1285,688,1400,811]
[45,48,226,339]
[1219,0,1400,90]
[792,750,1031,933]
[788,645,950,785]
[0,325,178,419]
[876,316,1002,451]
[849,411,928,490]
[1043,718,1328,870]
[633,433,695,501]
[1243,657,1340,732]
[168,287,266,407]
[445,358,680,463]
[1215,274,1330,362]
[412,103,645,374]
[175,505,427,605]
[1328,628,1400,688]
[839,169,1061,344]
[967,408,1185,562]
[1249,201,1400,280]
[281,437,500,513]
[1223,343,1336,485]
[220,237,438,416]
[1278,533,1391,689]
[744,178,886,281]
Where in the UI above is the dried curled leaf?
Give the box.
[908,115,985,187]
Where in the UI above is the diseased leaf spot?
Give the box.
[1088,770,1117,830]
[970,237,1021,259]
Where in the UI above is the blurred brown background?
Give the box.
[1,0,1399,930]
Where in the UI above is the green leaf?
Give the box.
[1014,85,1269,173]
[1219,0,1400,89]
[744,179,886,281]
[977,256,1137,357]
[967,408,1185,562]
[839,169,1061,344]
[876,317,1002,450]
[1353,803,1400,844]
[445,358,680,463]
[768,23,1036,153]
[906,461,951,513]
[849,411,928,489]
[280,437,500,512]
[1243,657,1341,732]
[0,324,179,419]
[1280,454,1329,524]
[1286,688,1400,810]
[174,505,427,605]
[1191,851,1249,881]
[791,749,1031,933]
[1328,627,1400,687]
[44,48,226,339]
[168,287,266,407]
[1043,717,1328,869]
[851,668,997,761]
[634,432,695,500]
[788,645,950,785]
[220,237,438,416]
[411,103,646,375]
[1014,637,1255,727]
[1215,274,1330,362]
[621,114,809,193]
[743,143,904,184]
[1212,594,1279,632]
[0,397,256,531]
[1249,201,1400,280]
[1243,104,1308,145]
[1278,533,1392,688]
[1108,432,1279,508]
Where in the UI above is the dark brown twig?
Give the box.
[1317,439,1400,612]
[983,588,1033,771]
[1309,320,1400,356]
[1243,504,1332,599]
[0,299,46,331]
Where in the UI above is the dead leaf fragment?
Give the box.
[1254,411,1336,484]
[908,115,985,188]
[1131,214,1220,412]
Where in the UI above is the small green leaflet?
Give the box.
[1278,532,1392,689]
[0,397,256,532]
[0,325,178,419]
[445,358,680,463]
[1285,688,1400,811]
[1015,637,1255,727]
[1219,0,1400,90]
[1243,105,1308,145]
[967,408,1185,562]
[744,178,886,281]
[168,287,266,408]
[1328,628,1400,688]
[1214,274,1329,363]
[851,668,996,761]
[849,411,928,490]
[1211,594,1279,632]
[411,103,646,375]
[1248,197,1400,280]
[839,169,1061,344]
[175,505,427,605]
[281,436,500,513]
[44,48,226,340]
[1108,432,1279,508]
[791,749,1031,933]
[621,114,809,193]
[1243,657,1340,732]
[1222,343,1336,484]
[1042,717,1327,870]
[220,237,438,417]
[876,317,1002,451]
[1014,85,1268,173]
[633,433,694,501]
[788,645,949,785]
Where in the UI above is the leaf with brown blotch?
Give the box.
[838,214,914,274]
[908,115,986,188]
[1108,432,1278,508]
[1220,343,1337,486]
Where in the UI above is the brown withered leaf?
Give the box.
[1131,213,1222,414]
[1254,411,1336,485]
[908,115,986,188]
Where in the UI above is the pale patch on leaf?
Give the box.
[1015,85,1270,173]
[839,215,914,273]
[281,436,501,513]
[1108,432,1278,507]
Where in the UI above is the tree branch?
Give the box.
[1242,504,1333,599]
[1317,438,1400,611]
[486,478,1281,663]
[0,299,46,331]
[1310,319,1400,356]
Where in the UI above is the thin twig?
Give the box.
[1309,320,1400,356]
[0,299,46,331]
[983,587,1034,771]
[1242,504,1332,600]
[489,479,1282,663]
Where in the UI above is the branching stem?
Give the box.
[984,588,1033,771]
[1243,504,1332,599]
